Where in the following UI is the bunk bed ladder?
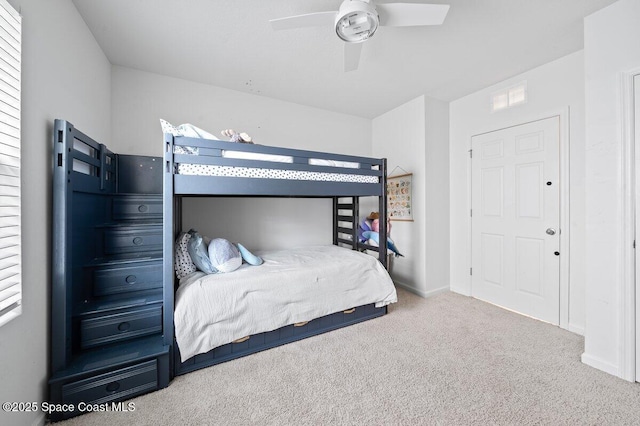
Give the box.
[333,196,359,250]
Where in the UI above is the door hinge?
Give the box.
[469,149,473,158]
[470,209,473,217]
[634,240,636,249]
[470,267,473,275]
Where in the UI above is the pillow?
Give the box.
[357,218,372,243]
[237,243,263,266]
[208,238,242,273]
[160,119,219,140]
[175,231,197,279]
[187,230,217,274]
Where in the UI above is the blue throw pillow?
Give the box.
[187,229,217,274]
[237,243,263,266]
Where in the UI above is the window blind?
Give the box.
[0,0,21,327]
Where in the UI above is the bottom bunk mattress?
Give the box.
[174,244,398,362]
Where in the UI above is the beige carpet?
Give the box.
[58,288,640,425]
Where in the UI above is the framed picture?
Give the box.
[387,173,413,221]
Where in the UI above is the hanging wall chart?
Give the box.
[387,172,413,221]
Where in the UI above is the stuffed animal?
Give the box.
[221,129,253,144]
[179,229,263,277]
[358,212,403,257]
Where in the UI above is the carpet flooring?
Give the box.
[57,287,640,425]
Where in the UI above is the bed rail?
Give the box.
[54,120,116,195]
[52,120,117,370]
[164,134,386,197]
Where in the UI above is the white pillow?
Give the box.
[160,119,220,140]
[208,238,242,273]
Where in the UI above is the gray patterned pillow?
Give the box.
[175,231,197,279]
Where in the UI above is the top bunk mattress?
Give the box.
[174,244,397,361]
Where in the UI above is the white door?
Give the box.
[471,116,560,324]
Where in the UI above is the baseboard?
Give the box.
[450,286,471,297]
[566,323,585,336]
[393,280,448,298]
[581,352,620,377]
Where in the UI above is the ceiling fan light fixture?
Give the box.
[335,0,379,43]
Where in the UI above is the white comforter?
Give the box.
[174,245,397,361]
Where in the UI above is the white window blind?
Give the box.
[0,0,21,327]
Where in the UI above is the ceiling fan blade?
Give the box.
[270,11,337,31]
[377,3,450,27]
[344,42,363,72]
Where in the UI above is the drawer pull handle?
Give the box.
[343,308,356,314]
[133,237,143,245]
[294,321,309,327]
[125,275,137,284]
[232,336,250,343]
[106,381,120,393]
[138,204,148,213]
[117,322,131,332]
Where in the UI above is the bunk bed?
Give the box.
[163,133,398,376]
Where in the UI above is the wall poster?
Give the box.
[387,173,413,221]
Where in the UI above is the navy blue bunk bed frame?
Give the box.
[164,134,390,376]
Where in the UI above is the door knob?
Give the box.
[546,228,556,235]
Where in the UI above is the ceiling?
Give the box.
[71,0,617,119]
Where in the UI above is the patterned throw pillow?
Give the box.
[175,232,197,279]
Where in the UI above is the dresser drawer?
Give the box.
[104,225,162,254]
[80,305,162,349]
[113,195,162,221]
[93,259,162,297]
[62,359,157,407]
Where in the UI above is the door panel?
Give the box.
[472,116,560,324]
[515,236,544,296]
[481,233,504,286]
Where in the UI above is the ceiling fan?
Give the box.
[269,0,450,72]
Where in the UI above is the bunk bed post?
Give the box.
[162,133,175,370]
[379,158,388,269]
[51,119,73,371]
[332,197,338,246]
[352,196,359,250]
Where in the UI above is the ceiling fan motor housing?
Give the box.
[335,0,379,43]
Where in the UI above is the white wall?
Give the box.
[424,98,450,295]
[372,95,449,297]
[449,51,587,334]
[111,66,372,249]
[582,0,640,378]
[0,1,111,425]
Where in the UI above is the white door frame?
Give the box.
[468,108,571,330]
[622,68,640,382]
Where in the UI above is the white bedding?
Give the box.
[174,245,397,361]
